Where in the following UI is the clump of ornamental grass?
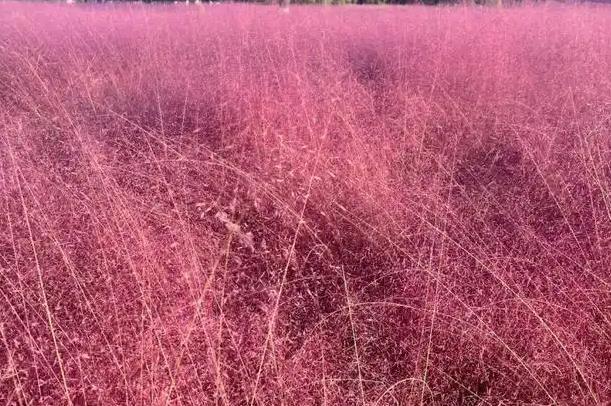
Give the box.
[0,2,610,405]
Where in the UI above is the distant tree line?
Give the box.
[75,0,514,5]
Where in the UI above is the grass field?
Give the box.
[0,2,610,405]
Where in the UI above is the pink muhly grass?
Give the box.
[0,2,610,405]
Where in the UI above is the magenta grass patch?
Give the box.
[0,2,610,405]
